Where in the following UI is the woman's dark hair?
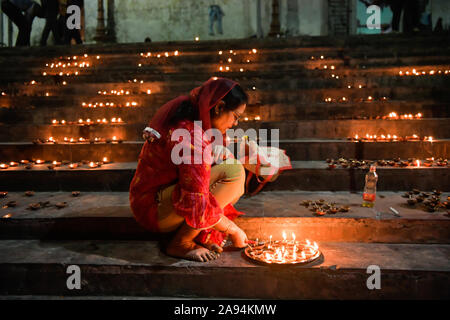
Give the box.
[169,84,248,125]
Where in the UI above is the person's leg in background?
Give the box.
[1,0,29,46]
[209,9,215,35]
[65,0,83,44]
[40,0,61,45]
[403,0,420,33]
[389,0,404,32]
[217,12,223,35]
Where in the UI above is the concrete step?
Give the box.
[1,40,449,67]
[0,119,449,141]
[3,54,450,83]
[2,66,449,94]
[1,33,448,56]
[1,191,448,243]
[2,99,449,125]
[0,161,448,191]
[0,239,448,299]
[2,85,449,119]
[2,68,450,99]
[2,81,450,109]
[0,38,448,70]
[1,139,448,162]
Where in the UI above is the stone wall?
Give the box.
[1,0,449,45]
[1,0,328,45]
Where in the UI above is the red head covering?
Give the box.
[148,77,238,138]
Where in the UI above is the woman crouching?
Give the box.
[129,77,249,262]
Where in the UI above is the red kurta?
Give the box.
[129,120,242,245]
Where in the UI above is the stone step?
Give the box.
[3,53,449,82]
[3,67,450,99]
[0,239,448,299]
[2,66,449,93]
[1,191,448,244]
[0,161,448,191]
[0,39,448,71]
[0,139,448,162]
[1,33,448,56]
[2,80,450,110]
[2,99,448,125]
[0,42,448,77]
[0,119,449,142]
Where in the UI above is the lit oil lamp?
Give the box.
[254,116,261,121]
[52,161,61,167]
[423,161,433,167]
[0,163,9,169]
[69,163,78,169]
[88,162,98,168]
[35,159,45,164]
[102,157,110,164]
[9,162,19,167]
[415,160,421,167]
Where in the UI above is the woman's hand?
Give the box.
[228,226,248,248]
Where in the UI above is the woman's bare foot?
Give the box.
[166,240,219,262]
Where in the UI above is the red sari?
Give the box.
[129,78,243,245]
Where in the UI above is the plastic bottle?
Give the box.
[362,165,378,208]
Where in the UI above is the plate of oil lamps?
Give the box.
[244,233,322,266]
